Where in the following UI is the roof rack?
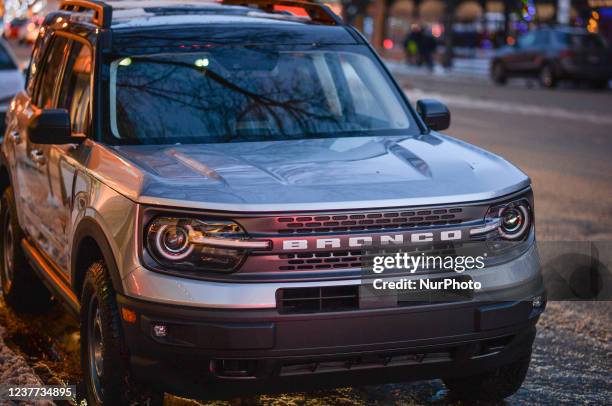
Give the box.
[58,0,342,28]
[221,0,342,25]
[59,0,113,28]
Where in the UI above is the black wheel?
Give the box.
[0,186,52,311]
[539,64,557,88]
[443,354,531,402]
[589,80,609,90]
[80,260,163,406]
[491,62,507,85]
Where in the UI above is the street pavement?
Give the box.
[1,41,611,405]
[391,66,612,242]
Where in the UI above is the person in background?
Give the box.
[404,24,422,66]
[419,26,437,71]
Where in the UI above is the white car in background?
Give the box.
[0,39,24,134]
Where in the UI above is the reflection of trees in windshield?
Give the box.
[114,50,358,143]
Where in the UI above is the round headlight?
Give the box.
[155,224,193,260]
[145,216,256,273]
[498,204,530,240]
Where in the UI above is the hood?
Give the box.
[102,134,530,211]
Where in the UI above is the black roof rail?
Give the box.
[58,0,342,28]
[59,0,113,28]
[221,0,343,25]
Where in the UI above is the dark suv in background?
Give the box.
[491,27,612,89]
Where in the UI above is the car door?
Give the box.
[44,37,94,272]
[507,32,536,73]
[14,34,70,253]
[525,31,550,72]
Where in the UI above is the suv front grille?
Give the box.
[232,204,488,280]
[274,208,463,234]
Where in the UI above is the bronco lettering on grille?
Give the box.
[281,230,463,251]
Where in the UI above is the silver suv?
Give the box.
[1,1,545,404]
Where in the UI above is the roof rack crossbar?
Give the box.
[221,0,343,25]
[59,0,113,28]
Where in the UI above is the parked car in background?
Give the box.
[18,17,43,44]
[491,27,612,89]
[2,18,28,40]
[0,39,24,135]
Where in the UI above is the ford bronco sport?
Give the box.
[0,0,545,404]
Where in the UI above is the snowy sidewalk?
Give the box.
[384,57,491,79]
[0,326,54,406]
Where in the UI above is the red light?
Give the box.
[560,49,574,59]
[274,5,309,17]
[121,308,137,324]
[383,39,394,50]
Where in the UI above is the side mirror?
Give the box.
[416,99,450,131]
[27,109,82,144]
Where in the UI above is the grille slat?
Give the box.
[273,208,464,234]
[268,243,461,272]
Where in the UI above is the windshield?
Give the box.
[107,45,418,145]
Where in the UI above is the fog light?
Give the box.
[153,324,168,338]
[121,308,137,323]
[532,295,544,308]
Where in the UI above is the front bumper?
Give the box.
[557,60,612,80]
[118,295,543,399]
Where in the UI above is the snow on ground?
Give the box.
[0,326,54,406]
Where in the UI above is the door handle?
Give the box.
[30,149,46,166]
[8,131,20,144]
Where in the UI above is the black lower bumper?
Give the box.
[557,61,612,81]
[117,292,545,400]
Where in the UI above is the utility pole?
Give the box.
[502,0,513,45]
[442,0,457,68]
[372,0,386,50]
[557,0,571,25]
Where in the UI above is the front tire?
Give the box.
[443,354,531,401]
[0,186,52,311]
[491,62,507,85]
[80,261,163,405]
[539,64,557,88]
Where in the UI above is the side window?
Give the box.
[340,60,387,122]
[535,31,550,47]
[58,42,92,134]
[34,36,70,109]
[26,31,49,93]
[517,32,536,49]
